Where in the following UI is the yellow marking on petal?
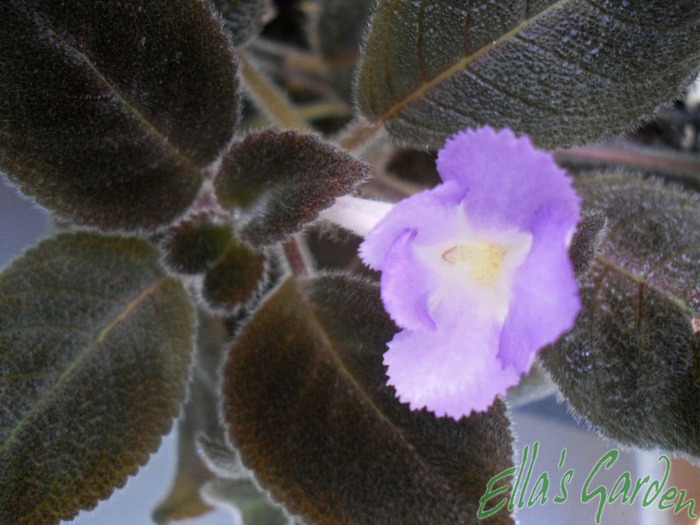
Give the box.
[441,243,507,287]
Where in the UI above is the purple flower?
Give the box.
[359,127,581,418]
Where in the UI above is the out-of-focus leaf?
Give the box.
[222,274,514,525]
[153,312,228,524]
[161,214,234,275]
[313,0,375,102]
[540,173,700,459]
[0,0,239,230]
[0,233,195,524]
[356,0,700,149]
[215,130,369,246]
[201,478,291,525]
[214,0,271,47]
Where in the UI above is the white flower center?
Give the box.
[417,214,532,323]
[441,242,507,287]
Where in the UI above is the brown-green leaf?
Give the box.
[222,274,514,525]
[215,130,369,246]
[0,0,239,230]
[161,214,235,275]
[540,172,700,458]
[0,233,195,524]
[356,0,700,149]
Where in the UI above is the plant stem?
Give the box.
[282,235,311,277]
[238,52,312,133]
[555,141,700,180]
[336,119,384,153]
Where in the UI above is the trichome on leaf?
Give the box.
[541,172,700,459]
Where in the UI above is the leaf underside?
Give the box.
[356,0,700,149]
[222,274,514,525]
[541,172,700,459]
[0,0,239,229]
[0,233,195,524]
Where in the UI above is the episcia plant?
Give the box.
[0,1,699,524]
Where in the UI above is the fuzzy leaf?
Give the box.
[201,240,268,312]
[161,214,235,275]
[540,173,700,458]
[214,0,271,47]
[0,233,195,524]
[222,274,514,525]
[0,0,239,230]
[313,0,375,103]
[356,0,700,149]
[215,130,369,246]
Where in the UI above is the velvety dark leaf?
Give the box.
[0,233,195,524]
[540,172,700,459]
[313,0,375,103]
[356,0,700,149]
[152,311,228,524]
[0,0,239,230]
[162,214,235,275]
[222,274,514,525]
[215,130,369,246]
[214,0,271,47]
[202,240,268,312]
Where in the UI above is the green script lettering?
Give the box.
[642,455,670,507]
[554,470,573,504]
[527,472,549,506]
[674,490,698,519]
[582,449,618,524]
[478,467,516,519]
[658,487,677,511]
[629,475,650,503]
[609,472,631,503]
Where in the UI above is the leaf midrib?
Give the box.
[0,277,169,454]
[39,16,202,176]
[595,254,697,318]
[378,0,569,120]
[298,279,460,497]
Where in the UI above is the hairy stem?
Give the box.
[282,235,312,277]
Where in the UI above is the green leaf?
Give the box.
[201,240,268,312]
[222,274,514,525]
[540,172,700,459]
[313,0,375,103]
[161,214,235,275]
[0,0,239,230]
[0,233,195,524]
[356,0,700,149]
[215,130,369,246]
[213,0,271,47]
